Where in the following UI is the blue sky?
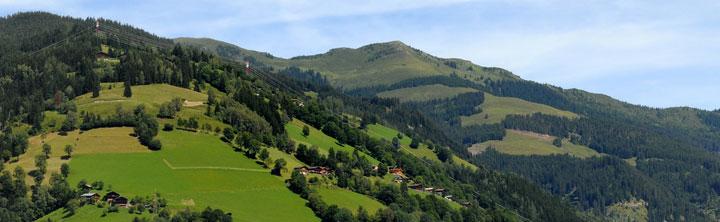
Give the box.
[2,0,718,110]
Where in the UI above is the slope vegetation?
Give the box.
[461,92,578,126]
[286,118,379,164]
[468,130,601,158]
[376,84,478,102]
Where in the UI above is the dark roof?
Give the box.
[113,196,128,204]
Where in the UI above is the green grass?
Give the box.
[76,84,207,116]
[408,189,463,210]
[376,84,478,102]
[38,205,151,222]
[365,124,478,170]
[285,119,379,164]
[468,130,601,158]
[41,111,66,132]
[57,129,318,222]
[4,127,147,185]
[315,186,386,215]
[461,93,578,126]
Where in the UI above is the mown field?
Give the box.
[461,92,578,126]
[3,127,147,185]
[285,118,379,164]
[315,186,386,215]
[365,124,477,170]
[468,130,601,158]
[376,84,478,102]
[37,129,319,222]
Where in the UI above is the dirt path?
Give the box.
[162,159,269,173]
[183,101,204,107]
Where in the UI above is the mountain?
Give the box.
[175,37,518,89]
[0,12,590,222]
[179,36,720,221]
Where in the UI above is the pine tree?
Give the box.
[123,81,132,98]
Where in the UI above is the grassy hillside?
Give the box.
[315,186,386,215]
[468,130,601,158]
[39,205,150,222]
[176,38,518,89]
[461,92,578,126]
[365,124,477,170]
[61,130,319,222]
[286,118,379,164]
[76,83,207,116]
[376,84,478,102]
[4,127,147,185]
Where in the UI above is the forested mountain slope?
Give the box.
[181,31,720,221]
[0,12,588,222]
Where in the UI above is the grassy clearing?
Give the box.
[61,130,318,222]
[38,205,150,222]
[315,186,386,215]
[461,93,578,126]
[409,189,463,210]
[468,130,601,158]
[376,84,478,102]
[42,111,66,132]
[3,127,147,185]
[365,124,477,170]
[76,84,207,116]
[286,119,379,164]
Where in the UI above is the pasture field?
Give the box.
[43,129,318,222]
[76,84,207,116]
[38,205,150,222]
[285,118,379,164]
[468,130,601,158]
[3,127,146,185]
[315,186,386,215]
[376,84,478,102]
[461,92,578,126]
[365,124,478,170]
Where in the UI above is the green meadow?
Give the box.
[376,84,478,102]
[315,186,386,215]
[468,130,601,158]
[285,118,379,164]
[45,129,318,222]
[461,92,578,126]
[76,84,208,116]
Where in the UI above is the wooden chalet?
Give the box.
[103,191,121,202]
[80,193,100,203]
[295,166,332,175]
[112,196,129,207]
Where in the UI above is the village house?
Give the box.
[103,191,120,202]
[80,193,100,204]
[294,166,332,176]
[112,196,129,207]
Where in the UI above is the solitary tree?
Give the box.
[42,144,52,157]
[553,138,563,147]
[60,163,70,178]
[302,125,310,137]
[259,149,271,167]
[409,138,419,149]
[272,158,287,176]
[392,137,400,149]
[123,81,132,98]
[64,144,74,158]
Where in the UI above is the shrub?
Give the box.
[148,139,162,150]
[163,123,174,131]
